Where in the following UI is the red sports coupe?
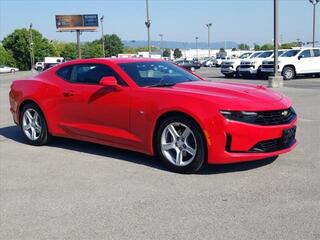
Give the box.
[9,58,297,173]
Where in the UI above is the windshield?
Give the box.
[281,50,300,57]
[258,51,273,58]
[119,61,200,87]
[239,52,252,59]
[250,52,262,58]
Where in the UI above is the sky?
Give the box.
[0,0,319,45]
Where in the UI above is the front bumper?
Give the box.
[239,67,258,75]
[221,66,235,74]
[206,116,298,164]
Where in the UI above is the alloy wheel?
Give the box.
[161,122,197,167]
[22,108,42,141]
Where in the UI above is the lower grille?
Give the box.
[240,65,253,69]
[249,138,296,153]
[262,65,274,69]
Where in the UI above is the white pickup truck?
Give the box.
[221,51,257,77]
[239,50,286,77]
[261,48,320,80]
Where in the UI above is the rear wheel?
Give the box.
[190,67,195,72]
[20,103,50,146]
[282,66,295,80]
[10,69,15,73]
[155,116,206,174]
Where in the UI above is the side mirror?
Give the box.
[298,55,304,60]
[100,76,120,88]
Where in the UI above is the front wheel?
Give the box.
[155,116,206,174]
[190,67,195,72]
[282,66,295,80]
[20,103,50,146]
[10,69,15,73]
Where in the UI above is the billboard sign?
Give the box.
[55,14,98,31]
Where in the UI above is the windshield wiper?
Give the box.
[146,83,177,88]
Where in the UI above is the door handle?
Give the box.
[63,90,75,97]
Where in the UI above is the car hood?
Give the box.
[164,81,289,110]
[241,57,265,64]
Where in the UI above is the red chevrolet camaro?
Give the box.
[9,58,297,173]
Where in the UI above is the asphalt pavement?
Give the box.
[0,69,319,240]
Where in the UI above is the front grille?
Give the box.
[249,137,296,153]
[262,65,274,69]
[221,65,232,68]
[254,108,296,126]
[240,65,253,69]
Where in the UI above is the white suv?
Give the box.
[221,51,256,77]
[261,48,320,80]
[239,50,286,77]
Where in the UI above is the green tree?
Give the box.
[60,43,77,60]
[173,48,182,59]
[2,28,55,70]
[260,44,274,50]
[281,42,299,49]
[162,49,171,57]
[238,43,250,50]
[0,45,16,66]
[93,34,124,57]
[254,44,261,51]
[82,42,102,58]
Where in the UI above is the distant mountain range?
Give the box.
[123,40,239,50]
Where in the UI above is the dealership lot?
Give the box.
[1,71,320,239]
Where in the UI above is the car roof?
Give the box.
[61,57,164,66]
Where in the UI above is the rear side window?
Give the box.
[299,50,312,58]
[313,49,320,57]
[56,66,73,81]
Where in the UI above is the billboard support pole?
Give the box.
[76,30,81,59]
[268,0,283,88]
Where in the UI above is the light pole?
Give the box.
[159,34,164,49]
[309,0,320,47]
[100,15,105,57]
[268,0,283,88]
[29,23,34,71]
[145,0,151,57]
[195,37,199,59]
[206,23,212,57]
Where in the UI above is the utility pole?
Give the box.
[100,15,105,57]
[145,0,151,58]
[268,0,283,88]
[206,23,212,57]
[195,37,199,59]
[309,0,320,47]
[76,30,81,59]
[29,23,34,71]
[159,33,164,49]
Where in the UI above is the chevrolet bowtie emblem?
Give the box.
[282,110,288,116]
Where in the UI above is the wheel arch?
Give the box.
[151,111,208,159]
[18,100,49,132]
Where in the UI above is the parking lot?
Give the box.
[1,70,320,240]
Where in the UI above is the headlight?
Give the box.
[220,110,258,124]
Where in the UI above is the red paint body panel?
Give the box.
[9,58,297,164]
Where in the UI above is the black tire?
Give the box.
[20,103,50,146]
[282,66,295,80]
[10,69,15,73]
[155,115,206,174]
[257,66,262,77]
[235,67,240,78]
[224,73,234,78]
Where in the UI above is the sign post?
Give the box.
[55,14,99,59]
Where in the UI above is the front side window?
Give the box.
[258,51,273,58]
[57,64,126,85]
[56,65,73,81]
[250,52,262,58]
[119,61,199,87]
[281,50,300,57]
[299,50,312,58]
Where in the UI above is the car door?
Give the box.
[297,50,313,73]
[311,49,320,73]
[57,63,133,146]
